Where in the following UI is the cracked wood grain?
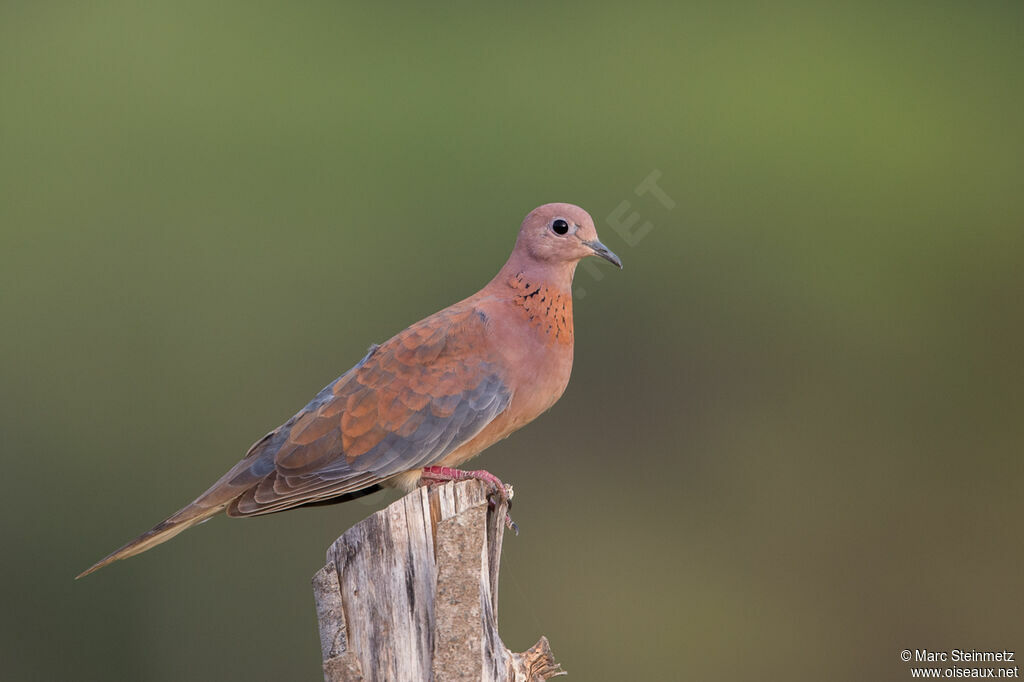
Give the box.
[312,481,564,681]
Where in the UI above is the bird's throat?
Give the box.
[505,271,574,345]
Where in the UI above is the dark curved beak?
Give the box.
[582,239,623,269]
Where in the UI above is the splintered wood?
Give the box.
[312,481,564,682]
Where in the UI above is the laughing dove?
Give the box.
[78,203,621,578]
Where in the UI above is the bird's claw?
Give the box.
[421,466,520,535]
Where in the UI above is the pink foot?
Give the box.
[420,466,518,534]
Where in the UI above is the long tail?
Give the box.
[75,502,225,579]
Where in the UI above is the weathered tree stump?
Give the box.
[312,480,565,682]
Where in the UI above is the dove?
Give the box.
[78,203,621,578]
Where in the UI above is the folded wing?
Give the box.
[211,305,511,516]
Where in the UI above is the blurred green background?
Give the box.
[2,1,1022,680]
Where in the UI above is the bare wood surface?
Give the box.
[312,480,564,681]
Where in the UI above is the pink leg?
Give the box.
[420,466,518,534]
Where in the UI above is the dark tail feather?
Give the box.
[75,503,223,579]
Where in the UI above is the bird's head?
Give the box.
[514,203,622,271]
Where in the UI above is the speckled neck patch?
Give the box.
[508,272,574,344]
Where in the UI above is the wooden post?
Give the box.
[312,480,565,682]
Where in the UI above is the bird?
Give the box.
[77,203,621,578]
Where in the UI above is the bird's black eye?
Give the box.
[551,219,570,235]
